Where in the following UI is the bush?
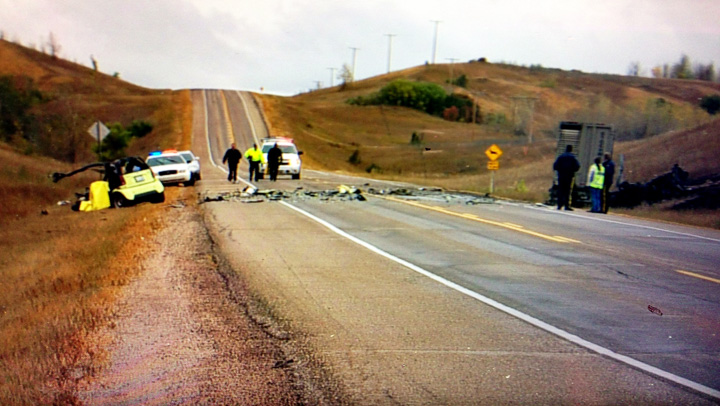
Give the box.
[700,95,720,115]
[348,149,361,165]
[348,79,478,123]
[128,120,153,138]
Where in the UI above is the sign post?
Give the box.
[88,121,110,158]
[485,144,503,194]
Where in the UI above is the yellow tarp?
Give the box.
[79,181,111,211]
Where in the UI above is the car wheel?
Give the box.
[112,193,129,208]
[151,191,166,204]
[185,178,196,187]
[292,173,300,180]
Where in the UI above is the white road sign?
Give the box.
[88,121,110,142]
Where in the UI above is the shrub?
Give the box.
[348,149,361,165]
[128,120,153,138]
[700,95,720,115]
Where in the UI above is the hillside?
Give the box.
[0,39,185,164]
[259,62,720,200]
[0,39,191,221]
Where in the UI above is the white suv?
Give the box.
[259,137,303,180]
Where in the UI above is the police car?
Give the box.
[146,149,194,186]
[258,137,303,180]
[178,150,201,181]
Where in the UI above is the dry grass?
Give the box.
[0,200,166,404]
[0,87,192,403]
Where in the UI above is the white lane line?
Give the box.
[279,200,720,400]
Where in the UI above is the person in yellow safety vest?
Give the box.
[244,143,265,182]
[588,157,605,213]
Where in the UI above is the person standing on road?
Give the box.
[588,157,605,213]
[222,143,242,183]
[601,153,615,213]
[553,145,581,211]
[267,143,282,182]
[244,143,264,182]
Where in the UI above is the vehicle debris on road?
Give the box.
[199,185,495,206]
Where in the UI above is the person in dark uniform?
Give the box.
[222,143,242,183]
[601,153,615,213]
[553,145,581,211]
[267,143,282,182]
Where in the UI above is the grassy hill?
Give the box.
[0,39,187,164]
[258,62,720,205]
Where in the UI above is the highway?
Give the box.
[191,89,720,405]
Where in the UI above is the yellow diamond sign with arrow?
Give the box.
[485,144,503,161]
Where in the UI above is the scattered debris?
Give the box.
[199,184,495,206]
[648,305,663,316]
[611,164,720,210]
[57,200,71,206]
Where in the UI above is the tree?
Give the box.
[338,64,353,85]
[694,63,716,82]
[672,54,693,79]
[46,32,61,59]
[0,75,43,141]
[627,62,641,77]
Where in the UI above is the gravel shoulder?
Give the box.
[78,190,312,405]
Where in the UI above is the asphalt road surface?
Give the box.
[191,89,720,405]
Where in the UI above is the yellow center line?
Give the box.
[676,270,720,284]
[373,195,578,244]
[220,90,235,145]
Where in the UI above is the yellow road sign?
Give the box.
[485,144,503,161]
[487,160,499,170]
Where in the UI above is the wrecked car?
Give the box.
[52,156,165,210]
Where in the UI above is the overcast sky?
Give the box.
[2,0,719,95]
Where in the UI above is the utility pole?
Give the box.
[385,34,396,73]
[349,47,359,82]
[446,57,458,83]
[430,20,441,64]
[327,67,336,87]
